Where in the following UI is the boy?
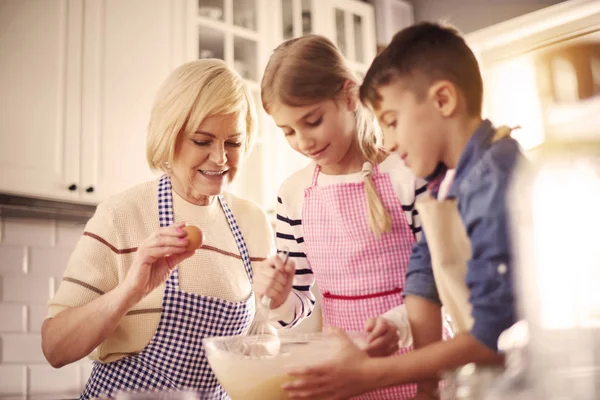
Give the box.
[282,22,521,400]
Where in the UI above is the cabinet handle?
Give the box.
[85,186,95,193]
[68,183,78,191]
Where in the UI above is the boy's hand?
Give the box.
[283,328,376,399]
[365,317,400,357]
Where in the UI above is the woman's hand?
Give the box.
[253,253,296,309]
[123,221,195,301]
[364,317,401,357]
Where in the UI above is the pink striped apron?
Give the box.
[302,164,417,400]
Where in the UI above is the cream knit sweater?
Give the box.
[48,179,274,363]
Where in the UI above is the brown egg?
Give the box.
[182,225,204,251]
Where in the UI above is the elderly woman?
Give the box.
[41,60,276,399]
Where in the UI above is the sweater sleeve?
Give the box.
[268,193,316,328]
[47,202,121,318]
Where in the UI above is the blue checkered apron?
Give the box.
[81,175,255,399]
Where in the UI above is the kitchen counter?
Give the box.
[0,396,78,400]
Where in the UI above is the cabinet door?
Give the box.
[188,0,283,208]
[79,0,186,202]
[326,0,376,78]
[279,0,315,40]
[0,0,82,200]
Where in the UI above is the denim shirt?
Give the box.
[403,119,522,351]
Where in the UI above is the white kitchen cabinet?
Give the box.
[324,0,377,78]
[0,0,376,208]
[79,0,186,203]
[278,0,377,77]
[0,0,83,201]
[0,0,187,203]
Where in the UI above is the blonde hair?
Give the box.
[147,59,257,172]
[261,35,391,235]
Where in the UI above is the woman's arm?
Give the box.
[42,222,193,368]
[42,284,141,368]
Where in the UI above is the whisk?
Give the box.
[245,247,290,356]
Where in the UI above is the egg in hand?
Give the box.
[182,225,204,251]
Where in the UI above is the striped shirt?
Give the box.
[268,154,428,328]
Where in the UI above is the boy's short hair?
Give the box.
[360,22,483,117]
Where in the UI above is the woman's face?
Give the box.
[170,113,247,204]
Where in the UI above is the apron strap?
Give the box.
[311,162,381,188]
[491,125,514,143]
[311,164,320,187]
[157,174,175,227]
[217,194,254,283]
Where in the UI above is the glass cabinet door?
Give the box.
[233,0,258,31]
[281,0,313,40]
[277,0,375,77]
[328,0,376,78]
[198,26,225,60]
[198,0,224,21]
[193,0,261,85]
[191,0,266,207]
[233,36,258,81]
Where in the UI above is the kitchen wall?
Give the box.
[403,0,566,33]
[0,218,93,397]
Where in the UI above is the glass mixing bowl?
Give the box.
[203,331,367,400]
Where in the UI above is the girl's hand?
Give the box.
[283,328,376,399]
[365,317,401,357]
[253,253,295,309]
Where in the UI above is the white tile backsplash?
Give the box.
[1,219,55,247]
[55,222,85,249]
[79,361,94,388]
[0,246,26,275]
[1,334,45,363]
[0,276,52,303]
[0,365,27,395]
[27,305,48,333]
[0,304,26,333]
[28,247,72,277]
[0,218,83,395]
[28,364,79,394]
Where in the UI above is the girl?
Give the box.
[253,35,427,400]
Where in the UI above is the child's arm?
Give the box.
[373,332,502,387]
[403,232,443,342]
[403,233,444,396]
[284,330,502,399]
[379,296,443,350]
[268,194,316,328]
